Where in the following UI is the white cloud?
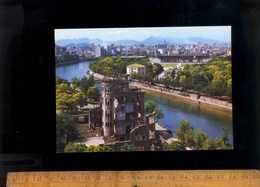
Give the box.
[108,30,122,35]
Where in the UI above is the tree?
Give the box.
[86,86,100,101]
[73,92,87,109]
[120,143,137,151]
[71,77,81,90]
[154,107,164,121]
[144,100,164,121]
[84,145,95,152]
[56,76,69,85]
[104,67,113,75]
[162,141,185,151]
[220,128,229,145]
[85,145,114,152]
[176,120,195,148]
[63,54,79,62]
[185,127,195,148]
[170,69,176,79]
[64,142,87,152]
[179,75,187,83]
[152,63,163,76]
[56,92,77,113]
[194,128,208,150]
[201,138,216,150]
[56,83,71,94]
[152,64,158,75]
[171,56,232,97]
[218,128,232,149]
[56,114,79,151]
[80,75,95,93]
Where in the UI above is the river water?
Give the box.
[56,61,233,146]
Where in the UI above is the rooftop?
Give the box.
[121,56,146,59]
[127,63,146,68]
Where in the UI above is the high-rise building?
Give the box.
[107,45,112,55]
[95,46,101,57]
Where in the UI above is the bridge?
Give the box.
[158,55,207,62]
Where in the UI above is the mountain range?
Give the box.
[55,36,229,47]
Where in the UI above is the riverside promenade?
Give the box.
[88,70,232,114]
[129,81,232,113]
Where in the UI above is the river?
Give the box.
[56,61,233,146]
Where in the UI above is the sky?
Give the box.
[55,26,231,43]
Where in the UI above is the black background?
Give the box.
[0,0,259,171]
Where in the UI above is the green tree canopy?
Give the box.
[56,114,79,150]
[56,83,71,94]
[86,86,100,101]
[104,67,113,75]
[173,56,232,99]
[64,142,87,152]
[120,143,137,151]
[144,100,164,121]
[194,128,208,150]
[170,69,176,79]
[71,77,81,90]
[89,56,156,76]
[62,54,79,62]
[56,92,77,113]
[218,128,232,149]
[152,63,164,76]
[176,120,195,148]
[80,75,95,93]
[174,120,232,150]
[56,76,69,85]
[73,92,87,109]
[84,145,114,152]
[201,138,217,150]
[162,141,185,151]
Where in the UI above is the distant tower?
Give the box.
[154,43,158,57]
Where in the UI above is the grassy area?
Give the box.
[161,63,186,68]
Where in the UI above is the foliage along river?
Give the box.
[56,61,233,146]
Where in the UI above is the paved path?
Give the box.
[75,136,105,147]
[149,57,161,64]
[130,81,232,110]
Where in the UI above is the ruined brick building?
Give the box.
[90,74,158,151]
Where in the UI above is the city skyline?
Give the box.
[55,26,231,43]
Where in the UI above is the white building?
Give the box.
[95,46,101,57]
[127,63,146,75]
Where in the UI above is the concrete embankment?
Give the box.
[89,70,232,115]
[87,70,104,80]
[155,123,177,143]
[130,82,232,116]
[155,123,192,150]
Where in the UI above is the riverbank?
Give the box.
[87,70,104,80]
[55,58,98,67]
[89,70,232,115]
[130,82,232,115]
